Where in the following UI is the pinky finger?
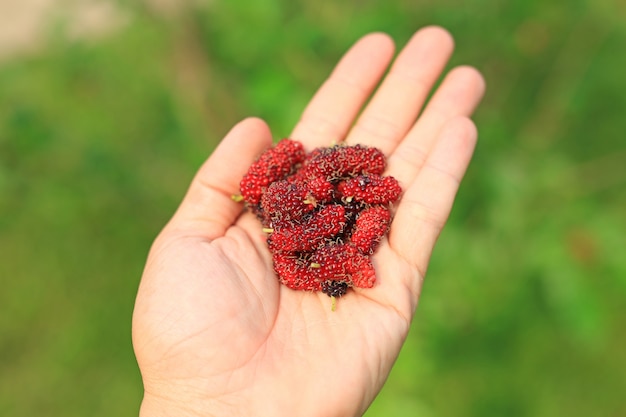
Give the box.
[389,116,478,276]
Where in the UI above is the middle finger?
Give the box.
[345,26,455,154]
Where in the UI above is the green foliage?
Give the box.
[1,1,625,416]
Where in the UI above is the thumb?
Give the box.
[165,117,273,239]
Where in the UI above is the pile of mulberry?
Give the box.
[235,138,402,301]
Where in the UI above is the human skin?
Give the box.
[132,26,486,417]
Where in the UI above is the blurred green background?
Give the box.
[1,0,625,416]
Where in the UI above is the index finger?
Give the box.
[290,33,395,151]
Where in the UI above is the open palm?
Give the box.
[132,26,485,417]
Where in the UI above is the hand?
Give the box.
[132,26,485,417]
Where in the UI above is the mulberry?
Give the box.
[273,253,322,291]
[267,205,346,252]
[302,144,386,181]
[337,174,402,205]
[234,138,402,302]
[350,206,392,255]
[240,139,305,205]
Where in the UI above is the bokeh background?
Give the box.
[1,0,625,416]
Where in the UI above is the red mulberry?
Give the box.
[273,253,322,291]
[311,243,377,289]
[260,180,315,228]
[267,205,346,252]
[350,206,392,255]
[337,174,401,205]
[240,139,305,205]
[233,138,402,300]
[302,144,386,181]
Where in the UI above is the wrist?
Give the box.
[139,391,220,417]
